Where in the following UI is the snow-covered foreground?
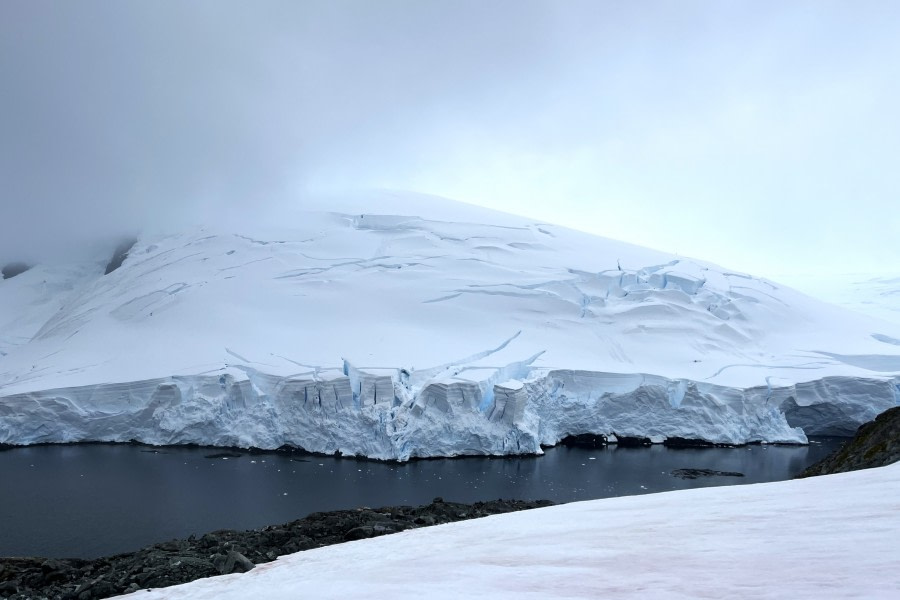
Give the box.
[2,191,899,458]
[119,463,900,600]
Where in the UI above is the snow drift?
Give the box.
[1,191,899,459]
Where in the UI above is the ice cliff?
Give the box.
[1,191,898,459]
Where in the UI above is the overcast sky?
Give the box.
[1,1,898,277]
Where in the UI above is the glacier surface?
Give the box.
[782,271,900,326]
[1,191,899,459]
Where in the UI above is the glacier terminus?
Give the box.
[1,192,898,460]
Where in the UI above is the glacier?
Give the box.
[782,272,900,326]
[2,367,898,460]
[1,191,899,460]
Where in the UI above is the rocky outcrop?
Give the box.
[671,468,745,479]
[1,262,30,280]
[0,498,552,600]
[799,406,900,477]
[103,237,137,275]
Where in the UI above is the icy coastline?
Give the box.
[2,366,896,460]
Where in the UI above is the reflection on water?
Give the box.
[0,438,843,558]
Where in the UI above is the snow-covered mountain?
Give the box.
[1,191,899,458]
[119,463,900,600]
[780,272,900,326]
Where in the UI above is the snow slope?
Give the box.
[119,462,900,600]
[1,191,899,458]
[780,272,900,326]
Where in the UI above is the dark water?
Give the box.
[0,439,843,559]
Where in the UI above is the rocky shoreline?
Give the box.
[799,405,900,477]
[0,498,552,600]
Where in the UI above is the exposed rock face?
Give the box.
[103,237,137,275]
[0,498,551,600]
[1,262,30,280]
[557,433,608,448]
[799,406,900,477]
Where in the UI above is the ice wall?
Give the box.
[2,368,896,460]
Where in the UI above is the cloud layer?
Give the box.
[1,1,898,275]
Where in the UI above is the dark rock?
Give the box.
[104,238,137,275]
[663,437,718,448]
[40,558,74,583]
[558,433,607,448]
[799,406,900,477]
[614,435,652,447]
[1,262,30,280]
[344,523,399,541]
[73,577,98,596]
[0,498,550,599]
[91,580,116,598]
[671,468,745,479]
[344,526,376,541]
